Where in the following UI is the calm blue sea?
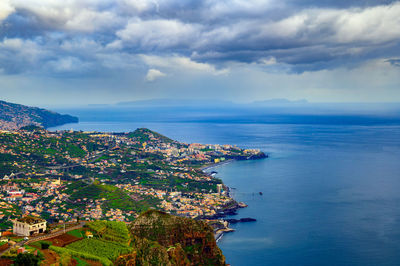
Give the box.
[50,108,400,266]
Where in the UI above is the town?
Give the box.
[0,126,265,233]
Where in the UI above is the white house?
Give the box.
[13,216,47,236]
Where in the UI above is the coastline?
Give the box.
[200,159,235,171]
[200,151,267,172]
[200,160,244,242]
[215,227,235,243]
[200,154,266,242]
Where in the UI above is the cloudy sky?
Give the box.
[1,0,400,106]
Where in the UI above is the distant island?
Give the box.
[0,100,78,130]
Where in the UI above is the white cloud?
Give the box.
[333,4,400,43]
[116,19,200,49]
[117,0,158,14]
[64,10,120,32]
[0,38,46,63]
[46,56,92,73]
[141,54,229,75]
[259,57,277,65]
[145,68,166,81]
[2,0,400,77]
[0,0,14,21]
[256,3,400,44]
[203,0,281,21]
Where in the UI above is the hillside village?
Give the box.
[0,127,265,231]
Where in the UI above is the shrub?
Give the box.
[14,253,40,266]
[40,241,50,249]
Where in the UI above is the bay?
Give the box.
[50,111,400,266]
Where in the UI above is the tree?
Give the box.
[14,253,40,266]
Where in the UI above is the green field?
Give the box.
[72,256,88,266]
[66,239,132,261]
[67,229,84,238]
[86,220,130,245]
[50,245,112,266]
[68,183,159,213]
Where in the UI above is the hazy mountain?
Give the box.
[250,98,309,106]
[0,100,78,130]
[117,98,235,107]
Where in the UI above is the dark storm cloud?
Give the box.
[1,0,400,75]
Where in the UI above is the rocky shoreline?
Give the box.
[200,151,266,241]
[201,167,261,241]
[206,200,258,241]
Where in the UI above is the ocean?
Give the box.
[50,108,400,266]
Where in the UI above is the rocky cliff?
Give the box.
[116,210,226,266]
[0,100,78,130]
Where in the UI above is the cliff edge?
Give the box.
[116,210,226,265]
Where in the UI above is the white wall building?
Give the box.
[217,184,223,194]
[13,216,46,236]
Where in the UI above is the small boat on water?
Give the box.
[259,192,263,195]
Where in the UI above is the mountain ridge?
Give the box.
[0,100,78,130]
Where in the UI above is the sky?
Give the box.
[1,0,400,106]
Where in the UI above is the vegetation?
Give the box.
[69,184,159,213]
[86,220,130,245]
[120,210,226,265]
[72,255,88,266]
[19,125,43,131]
[127,128,175,144]
[49,222,131,264]
[67,229,84,238]
[13,253,41,266]
[28,240,51,250]
[0,99,78,130]
[50,245,113,266]
[66,239,132,261]
[0,125,260,227]
[10,237,24,242]
[40,241,51,249]
[59,251,73,266]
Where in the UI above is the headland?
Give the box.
[0,127,266,241]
